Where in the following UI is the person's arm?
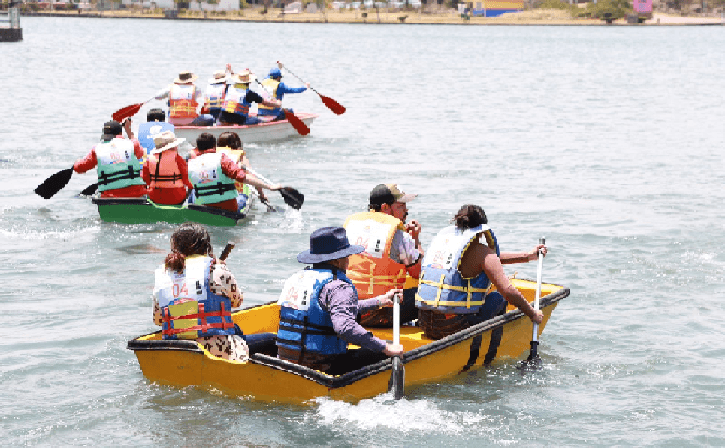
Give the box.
[73,148,97,174]
[176,154,194,190]
[141,159,150,185]
[359,288,402,313]
[499,244,547,265]
[277,82,308,95]
[152,294,162,326]
[322,282,388,352]
[153,85,170,101]
[392,230,423,278]
[246,90,281,109]
[210,260,243,308]
[481,246,543,324]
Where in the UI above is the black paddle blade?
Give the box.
[388,357,405,400]
[79,183,98,196]
[35,168,73,199]
[517,341,543,371]
[280,187,304,210]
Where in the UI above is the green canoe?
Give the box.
[91,185,253,227]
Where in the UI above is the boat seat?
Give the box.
[245,332,277,356]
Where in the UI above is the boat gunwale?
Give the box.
[127,283,569,389]
[174,112,319,133]
[91,196,247,222]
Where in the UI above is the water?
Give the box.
[2,17,724,446]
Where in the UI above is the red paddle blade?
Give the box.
[283,111,310,136]
[320,95,346,115]
[112,102,143,122]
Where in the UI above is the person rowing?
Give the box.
[187,133,282,213]
[257,67,309,122]
[276,227,404,375]
[416,204,545,340]
[218,69,281,126]
[73,120,147,199]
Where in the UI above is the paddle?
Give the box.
[80,183,98,196]
[253,79,310,136]
[388,291,405,400]
[34,166,74,199]
[112,97,154,123]
[520,237,546,370]
[219,242,235,261]
[277,61,346,115]
[242,165,304,210]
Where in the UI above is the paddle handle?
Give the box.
[219,242,235,261]
[393,292,401,345]
[532,237,545,342]
[276,61,316,93]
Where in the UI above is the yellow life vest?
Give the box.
[258,78,280,111]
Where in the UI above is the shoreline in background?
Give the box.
[17,8,725,26]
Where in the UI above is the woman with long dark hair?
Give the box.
[415,204,546,340]
[152,223,248,361]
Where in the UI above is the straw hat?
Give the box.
[208,70,227,84]
[231,69,253,84]
[151,131,186,155]
[174,70,198,84]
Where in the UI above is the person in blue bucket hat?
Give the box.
[257,66,310,121]
[276,227,404,375]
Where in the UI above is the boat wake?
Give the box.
[310,395,489,435]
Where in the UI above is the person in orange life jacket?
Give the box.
[257,67,309,121]
[276,226,404,375]
[153,70,204,126]
[218,70,281,126]
[73,120,147,198]
[416,204,546,340]
[343,184,424,328]
[187,132,282,213]
[141,131,194,205]
[152,222,248,362]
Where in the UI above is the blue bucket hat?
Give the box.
[297,227,364,264]
[269,68,282,79]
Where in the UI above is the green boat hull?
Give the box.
[91,186,252,227]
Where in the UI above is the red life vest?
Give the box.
[147,149,185,189]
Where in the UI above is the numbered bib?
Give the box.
[277,270,330,311]
[345,219,393,259]
[154,257,208,308]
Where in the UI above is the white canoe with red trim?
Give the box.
[174,112,318,146]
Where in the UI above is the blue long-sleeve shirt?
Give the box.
[275,81,307,100]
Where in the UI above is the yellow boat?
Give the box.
[127,278,569,404]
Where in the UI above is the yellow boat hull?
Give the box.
[128,278,569,404]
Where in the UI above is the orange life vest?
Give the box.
[343,211,408,300]
[169,83,199,119]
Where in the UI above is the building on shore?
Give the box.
[1,6,23,42]
[458,0,523,17]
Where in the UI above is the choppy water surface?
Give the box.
[1,18,724,446]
